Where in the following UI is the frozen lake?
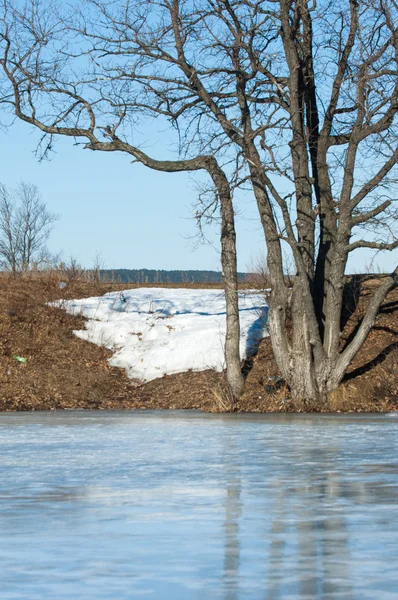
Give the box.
[0,411,397,599]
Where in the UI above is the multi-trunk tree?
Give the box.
[1,0,397,402]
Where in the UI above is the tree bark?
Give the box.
[209,163,245,399]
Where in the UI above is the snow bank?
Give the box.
[55,288,267,383]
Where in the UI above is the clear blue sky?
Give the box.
[0,119,395,274]
[0,120,267,272]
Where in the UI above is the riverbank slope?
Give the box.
[0,274,396,412]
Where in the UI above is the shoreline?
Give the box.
[0,275,397,414]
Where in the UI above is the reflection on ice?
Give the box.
[0,411,397,599]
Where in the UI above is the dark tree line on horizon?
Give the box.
[99,269,249,284]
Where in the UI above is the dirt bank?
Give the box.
[0,273,396,412]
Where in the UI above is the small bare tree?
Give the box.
[0,181,59,273]
[0,182,18,273]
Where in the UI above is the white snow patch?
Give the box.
[54,288,267,383]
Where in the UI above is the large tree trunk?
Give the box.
[268,269,398,403]
[268,305,328,403]
[268,278,328,403]
[220,203,244,399]
[210,164,245,400]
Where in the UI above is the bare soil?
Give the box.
[0,273,396,412]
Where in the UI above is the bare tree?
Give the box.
[0,0,397,402]
[0,182,18,273]
[0,0,246,398]
[0,181,59,273]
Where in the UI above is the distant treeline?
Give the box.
[99,269,249,284]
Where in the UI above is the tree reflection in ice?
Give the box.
[0,412,397,599]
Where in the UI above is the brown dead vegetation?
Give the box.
[0,272,396,412]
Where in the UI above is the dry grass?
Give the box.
[0,273,132,410]
[0,271,397,412]
[0,272,224,411]
[208,377,239,413]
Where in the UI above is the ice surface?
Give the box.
[0,411,397,600]
[54,288,268,382]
